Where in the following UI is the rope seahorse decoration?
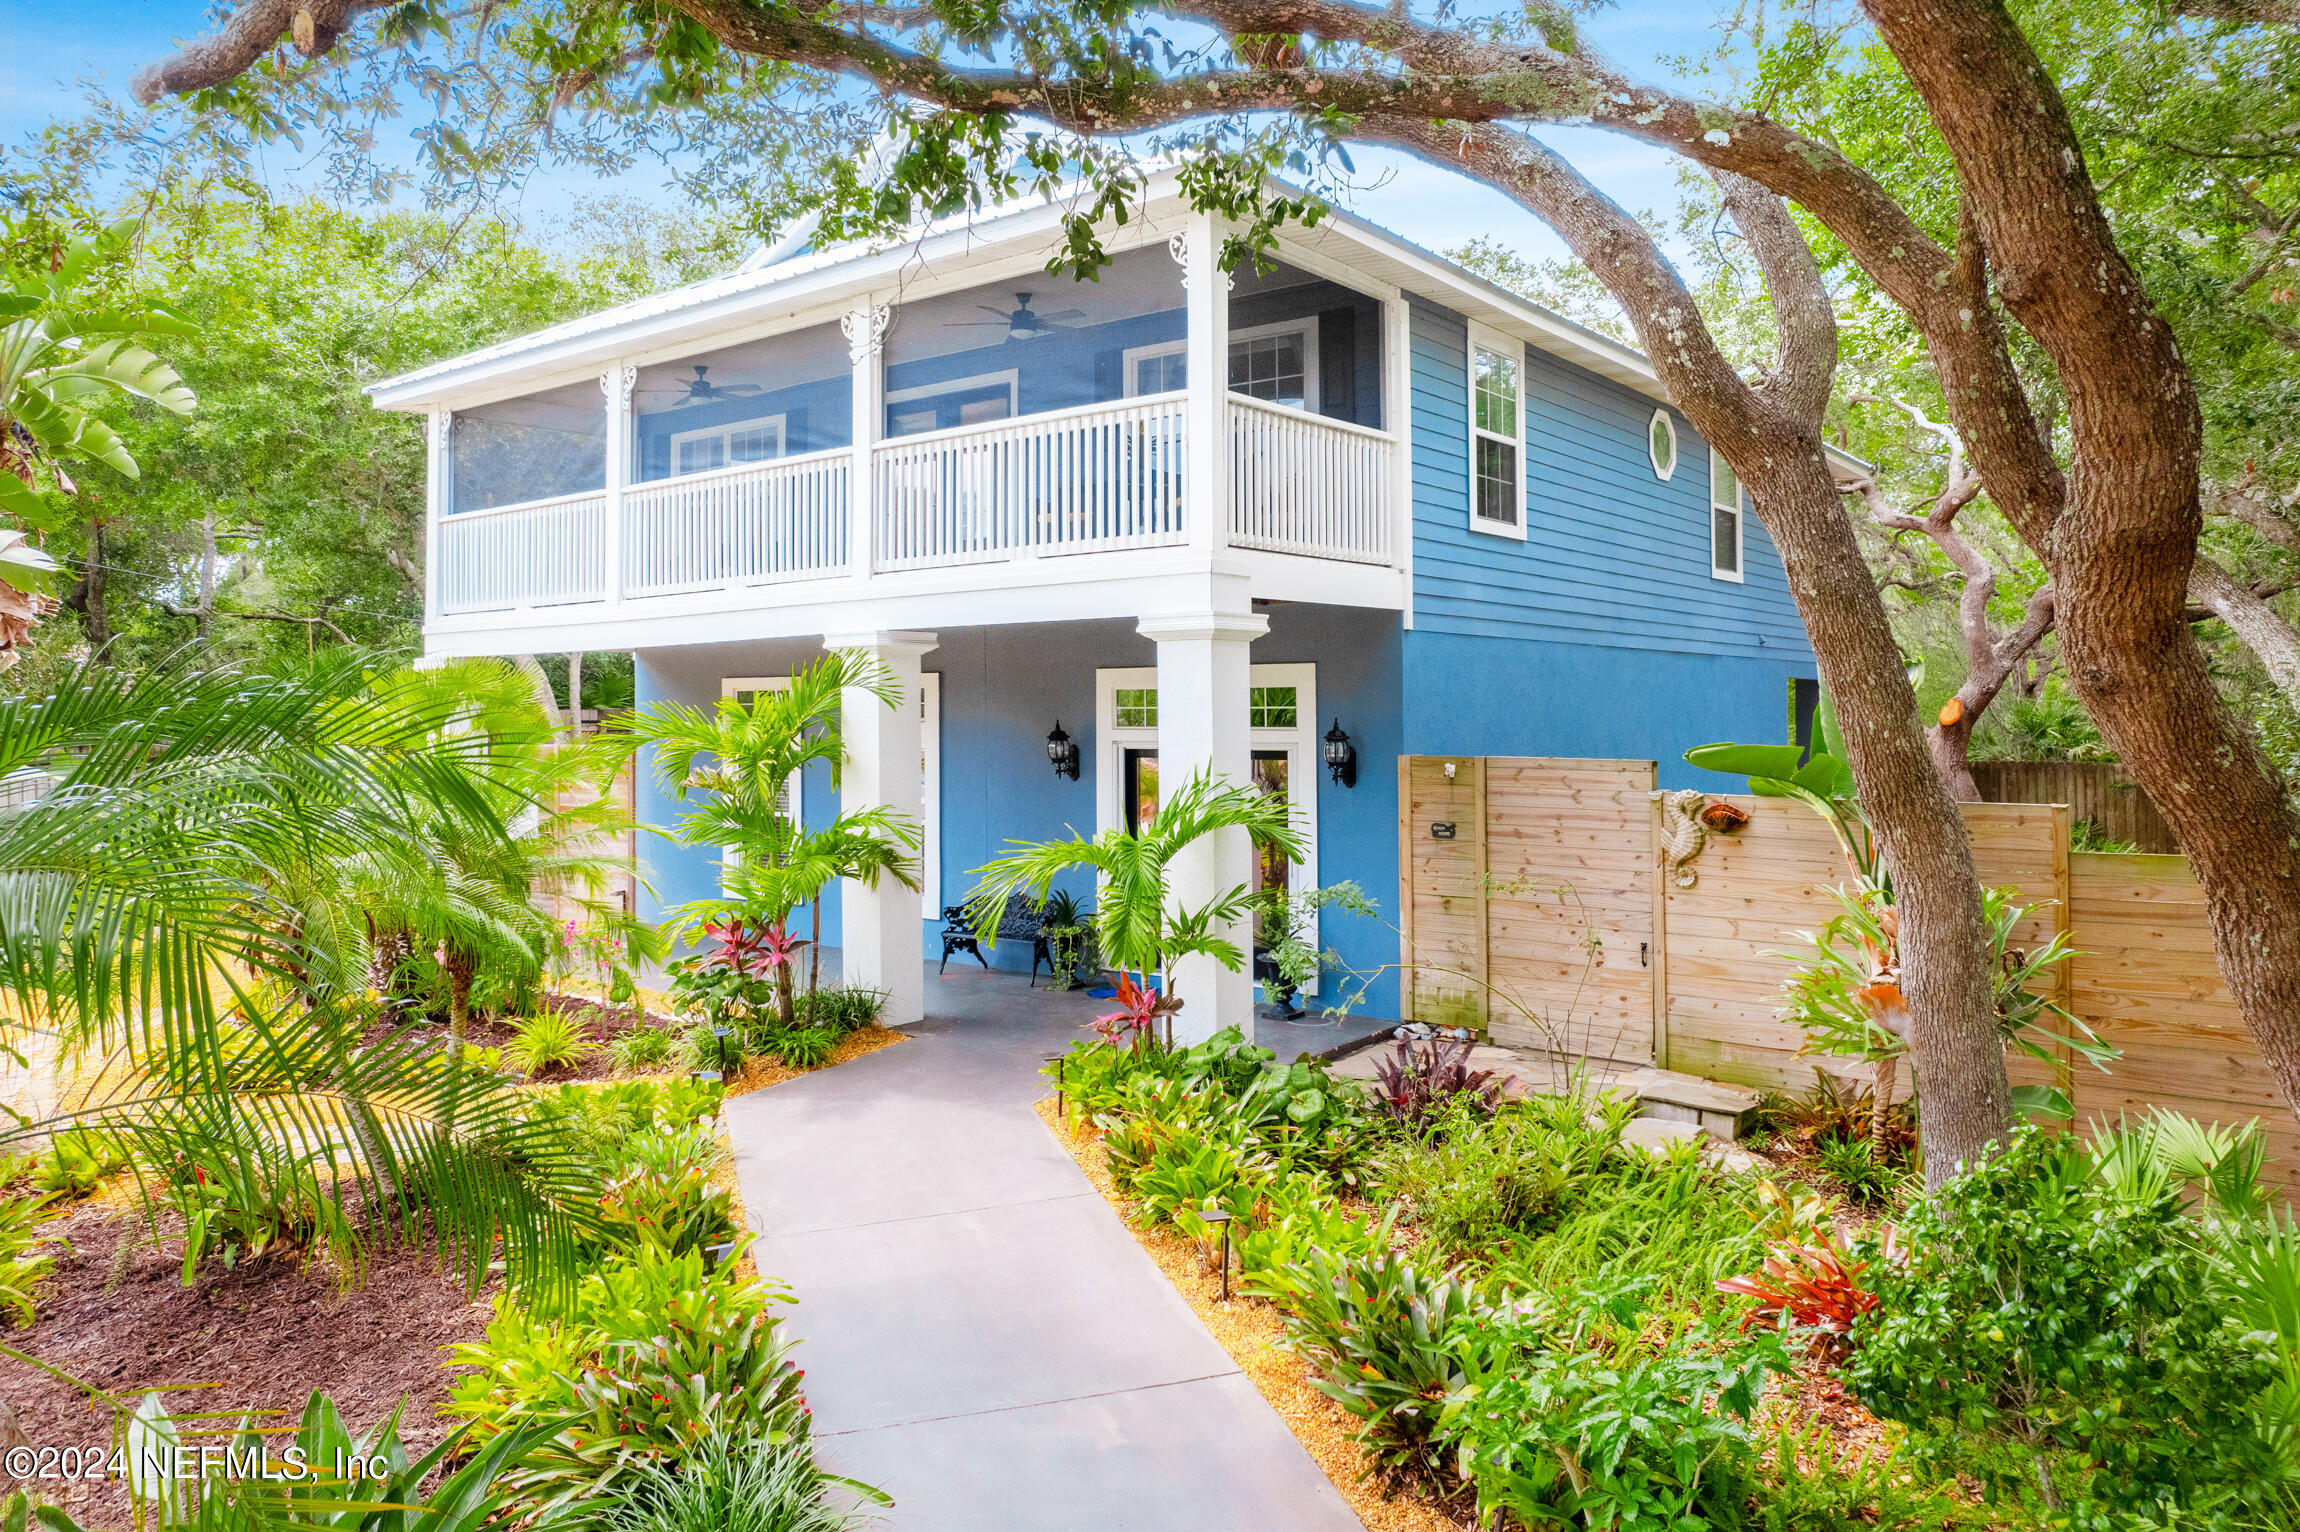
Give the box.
[1659,790,1709,888]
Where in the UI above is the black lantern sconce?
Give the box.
[1046,720,1081,780]
[1321,718,1358,788]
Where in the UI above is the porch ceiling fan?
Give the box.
[643,365,765,408]
[945,292,1086,341]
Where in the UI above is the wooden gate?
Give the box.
[1398,756,1657,1064]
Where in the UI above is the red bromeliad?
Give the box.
[704,919,806,980]
[1094,970,1181,1048]
[1716,1229,1898,1362]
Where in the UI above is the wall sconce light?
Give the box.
[1046,720,1081,780]
[1321,718,1358,788]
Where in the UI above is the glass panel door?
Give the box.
[1123,749,1160,835]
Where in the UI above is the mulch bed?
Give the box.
[0,1195,496,1526]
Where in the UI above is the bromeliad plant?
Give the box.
[1776,883,2112,1127]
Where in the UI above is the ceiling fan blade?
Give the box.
[1039,309,1088,323]
[975,304,1015,318]
[944,319,1011,327]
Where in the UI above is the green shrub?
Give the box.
[1749,1419,1997,1531]
[768,1027,840,1070]
[604,1429,887,1532]
[592,1124,740,1258]
[1273,1249,1490,1489]
[1815,1134,1901,1207]
[608,1024,676,1074]
[449,1244,808,1510]
[675,1021,745,1077]
[1235,1180,1391,1289]
[131,1115,358,1282]
[524,1078,725,1166]
[789,985,887,1035]
[1369,1097,1605,1270]
[506,1008,595,1075]
[33,1129,123,1198]
[1845,1127,2285,1526]
[0,1186,57,1326]
[1129,1122,1272,1242]
[1438,1282,1783,1531]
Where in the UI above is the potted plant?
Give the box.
[1258,883,1378,1019]
[1040,888,1098,991]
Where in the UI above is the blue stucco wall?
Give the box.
[1406,298,1813,666]
[1400,630,1810,791]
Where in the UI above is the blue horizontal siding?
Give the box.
[1407,298,1813,666]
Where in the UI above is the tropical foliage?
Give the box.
[964,768,1302,1010]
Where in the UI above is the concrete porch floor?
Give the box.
[720,961,1365,1529]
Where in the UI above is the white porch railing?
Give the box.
[622,450,850,598]
[437,489,608,614]
[1226,394,1393,565]
[872,394,1189,572]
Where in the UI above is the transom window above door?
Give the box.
[1113,688,1159,728]
[671,414,785,476]
[1249,686,1298,728]
[1227,322,1319,412]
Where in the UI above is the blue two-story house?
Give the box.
[369,167,1826,1041]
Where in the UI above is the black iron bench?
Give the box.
[938,893,1054,984]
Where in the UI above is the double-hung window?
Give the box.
[1469,325,1526,538]
[1710,447,1746,581]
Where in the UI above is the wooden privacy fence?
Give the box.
[1397,755,2297,1185]
[1970,759,2177,854]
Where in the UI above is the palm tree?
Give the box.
[0,650,608,1301]
[963,767,1303,1022]
[634,650,921,1025]
[333,660,657,1051]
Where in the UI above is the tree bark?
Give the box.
[1859,0,2300,1162]
[2192,560,2300,701]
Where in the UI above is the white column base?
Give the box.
[1137,609,1267,1045]
[827,629,937,1027]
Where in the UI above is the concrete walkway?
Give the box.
[723,963,1364,1530]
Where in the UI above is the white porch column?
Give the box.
[842,301,890,583]
[1137,607,1267,1044]
[1176,215,1231,558]
[423,405,448,624]
[601,362,634,605]
[826,629,937,1027]
[1382,295,1416,615]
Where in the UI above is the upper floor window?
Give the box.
[1469,325,1526,539]
[1648,409,1679,481]
[1710,447,1746,582]
[1228,321,1318,412]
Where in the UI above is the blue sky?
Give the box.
[5,0,1735,265]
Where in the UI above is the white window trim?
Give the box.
[720,673,942,918]
[1226,318,1321,414]
[1121,339,1188,398]
[1093,663,1321,997]
[668,413,786,476]
[1648,408,1679,482]
[1709,446,1747,584]
[884,368,1019,434]
[1467,321,1529,541]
